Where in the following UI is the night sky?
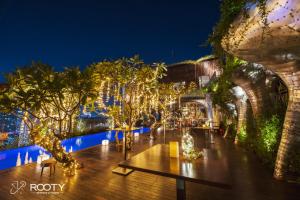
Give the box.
[0,0,220,82]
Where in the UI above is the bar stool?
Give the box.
[41,158,57,176]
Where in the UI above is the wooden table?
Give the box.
[119,144,231,200]
[113,127,140,160]
[112,127,141,175]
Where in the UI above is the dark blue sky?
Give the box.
[0,0,220,82]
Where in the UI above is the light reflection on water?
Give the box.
[0,127,150,170]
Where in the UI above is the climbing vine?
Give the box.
[208,0,268,57]
[205,56,246,110]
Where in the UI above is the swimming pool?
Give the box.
[0,127,150,170]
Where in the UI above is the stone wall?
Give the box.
[232,71,267,118]
[262,61,300,179]
[221,0,300,180]
[234,99,248,144]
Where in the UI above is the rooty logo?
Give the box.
[10,181,26,195]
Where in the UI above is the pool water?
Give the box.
[0,127,150,170]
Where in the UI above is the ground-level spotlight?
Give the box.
[102,139,109,145]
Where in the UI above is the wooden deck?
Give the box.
[0,130,300,200]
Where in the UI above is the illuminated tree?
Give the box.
[88,56,166,149]
[155,81,197,134]
[0,63,96,176]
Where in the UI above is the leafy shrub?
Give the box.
[237,125,247,144]
[256,115,282,166]
[70,127,108,138]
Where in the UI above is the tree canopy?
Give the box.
[0,62,96,176]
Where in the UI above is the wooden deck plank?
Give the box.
[0,130,299,200]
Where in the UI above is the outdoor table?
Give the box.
[119,144,231,200]
[112,127,141,175]
[113,127,140,159]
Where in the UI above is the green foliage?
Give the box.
[0,62,96,175]
[205,56,245,117]
[89,56,167,130]
[208,0,246,56]
[256,115,283,166]
[208,0,267,56]
[237,125,247,143]
[260,116,280,152]
[206,0,270,119]
[210,77,233,107]
[70,127,108,138]
[87,56,170,150]
[211,82,219,92]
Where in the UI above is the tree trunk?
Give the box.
[31,126,77,176]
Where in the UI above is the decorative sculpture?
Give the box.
[181,131,203,160]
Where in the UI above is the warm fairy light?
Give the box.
[221,0,300,180]
[1,57,190,177]
[181,131,203,160]
[90,57,170,150]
